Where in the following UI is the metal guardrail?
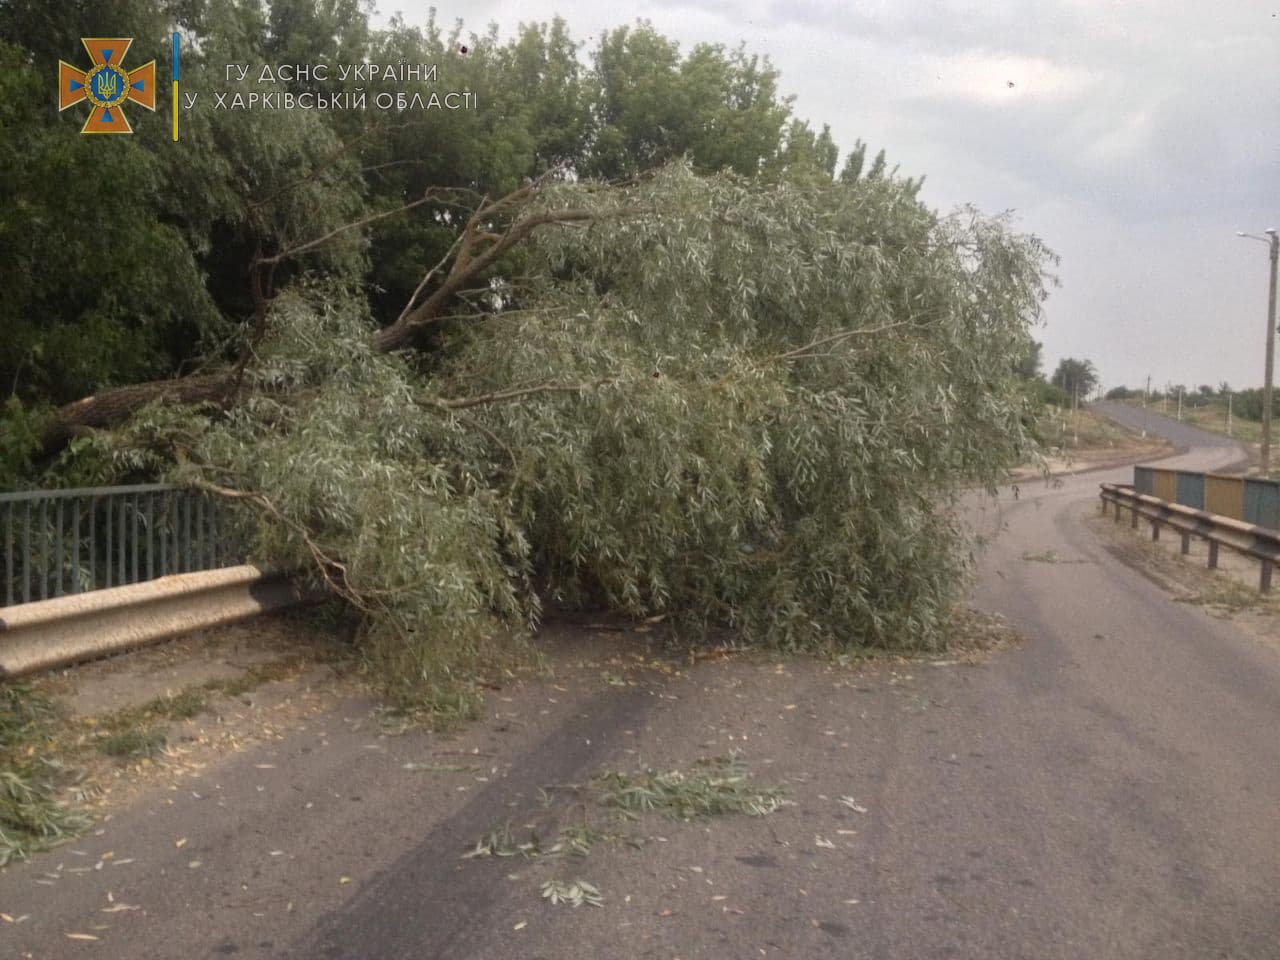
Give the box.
[0,565,308,678]
[1,484,249,608]
[1100,482,1280,591]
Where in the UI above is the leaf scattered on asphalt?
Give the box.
[463,822,544,860]
[598,756,785,820]
[540,878,602,907]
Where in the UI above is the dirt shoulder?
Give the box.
[5,608,1011,840]
[1011,404,1177,482]
[1085,506,1280,658]
[1010,436,1174,481]
[1,611,365,860]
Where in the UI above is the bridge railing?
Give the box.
[1,484,250,608]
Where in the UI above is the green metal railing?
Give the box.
[1,484,249,608]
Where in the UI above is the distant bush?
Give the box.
[1231,388,1280,422]
[1029,379,1072,408]
[1105,386,1135,401]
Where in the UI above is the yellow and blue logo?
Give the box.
[59,38,155,134]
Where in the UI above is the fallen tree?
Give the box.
[73,162,1055,712]
[35,174,603,457]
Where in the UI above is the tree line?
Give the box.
[1103,382,1279,422]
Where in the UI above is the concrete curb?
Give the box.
[0,565,308,678]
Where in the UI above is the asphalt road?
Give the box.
[1085,399,1247,457]
[3,404,1278,960]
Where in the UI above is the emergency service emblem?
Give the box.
[59,38,156,134]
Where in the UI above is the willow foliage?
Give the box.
[141,162,1051,707]
[444,164,1053,647]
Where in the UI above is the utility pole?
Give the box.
[1227,391,1233,437]
[1238,228,1279,476]
[1142,374,1150,437]
[1177,385,1183,421]
[1072,384,1079,445]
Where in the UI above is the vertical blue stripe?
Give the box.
[172,33,179,81]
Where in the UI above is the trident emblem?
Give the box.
[59,38,155,134]
[95,69,120,99]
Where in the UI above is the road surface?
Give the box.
[2,402,1277,959]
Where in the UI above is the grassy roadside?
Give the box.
[86,658,307,760]
[1118,396,1263,446]
[0,618,358,867]
[0,664,294,865]
[1086,507,1280,621]
[1036,404,1139,449]
[1022,404,1173,476]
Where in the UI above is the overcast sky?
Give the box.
[388,0,1279,393]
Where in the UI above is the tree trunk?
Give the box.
[34,178,605,457]
[38,373,235,458]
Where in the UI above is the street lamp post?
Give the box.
[1238,228,1280,477]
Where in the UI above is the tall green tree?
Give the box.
[586,23,791,179]
[1014,340,1043,380]
[1050,357,1098,398]
[765,119,839,180]
[357,15,594,321]
[0,0,224,407]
